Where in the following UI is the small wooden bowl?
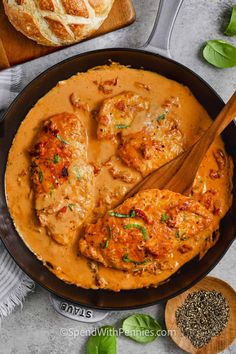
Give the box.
[165,276,236,354]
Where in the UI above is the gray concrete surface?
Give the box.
[1,0,236,353]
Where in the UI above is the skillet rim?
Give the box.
[1,47,226,122]
[0,47,235,310]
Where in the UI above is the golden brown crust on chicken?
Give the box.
[96,91,150,140]
[79,189,215,273]
[31,112,94,245]
[118,116,184,176]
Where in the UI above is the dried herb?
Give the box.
[160,213,170,223]
[176,230,180,238]
[39,170,43,183]
[68,203,75,211]
[72,166,81,180]
[156,113,166,122]
[57,134,70,144]
[53,154,60,164]
[123,223,148,240]
[49,184,55,197]
[176,230,188,240]
[115,124,129,129]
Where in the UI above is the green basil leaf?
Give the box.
[123,223,148,240]
[225,6,236,36]
[86,325,116,354]
[108,210,135,218]
[203,40,236,68]
[122,314,162,344]
[122,253,148,265]
[100,227,113,249]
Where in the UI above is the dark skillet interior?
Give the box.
[0,49,235,310]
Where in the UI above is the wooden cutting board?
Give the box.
[0,0,135,70]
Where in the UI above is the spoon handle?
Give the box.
[204,91,236,140]
[187,91,236,172]
[168,91,236,194]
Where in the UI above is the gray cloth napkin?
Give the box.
[0,67,35,321]
[0,66,23,111]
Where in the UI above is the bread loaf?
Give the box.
[3,0,115,46]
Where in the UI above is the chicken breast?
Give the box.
[79,189,215,273]
[31,112,94,245]
[118,116,184,177]
[96,91,150,140]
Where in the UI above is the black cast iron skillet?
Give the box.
[0,0,235,310]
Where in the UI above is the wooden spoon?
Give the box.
[122,91,236,200]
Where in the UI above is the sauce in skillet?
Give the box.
[5,64,233,291]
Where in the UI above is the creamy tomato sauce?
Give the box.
[5,64,233,291]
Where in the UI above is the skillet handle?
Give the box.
[49,293,108,323]
[143,0,184,58]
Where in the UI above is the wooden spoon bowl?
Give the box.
[121,91,236,202]
[165,276,236,354]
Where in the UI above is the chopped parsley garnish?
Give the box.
[68,203,75,211]
[160,213,170,223]
[73,166,81,180]
[100,226,113,249]
[39,171,43,183]
[57,134,70,145]
[108,210,136,218]
[156,113,166,122]
[122,254,147,265]
[53,154,60,164]
[115,124,130,129]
